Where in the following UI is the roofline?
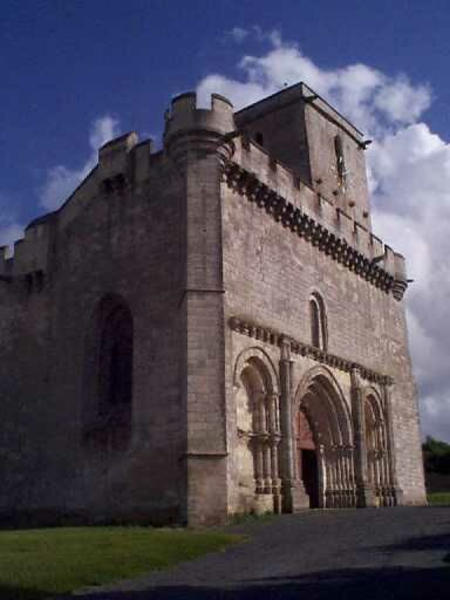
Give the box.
[235,81,364,137]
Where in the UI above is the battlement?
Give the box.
[0,86,407,300]
[165,92,234,135]
[0,213,54,290]
[0,132,154,284]
[163,92,236,164]
[98,131,139,182]
[227,135,408,298]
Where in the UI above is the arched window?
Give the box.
[334,135,347,189]
[309,293,327,351]
[83,295,133,451]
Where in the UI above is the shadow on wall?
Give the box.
[52,564,450,599]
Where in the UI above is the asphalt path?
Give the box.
[69,507,450,599]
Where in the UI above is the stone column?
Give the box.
[348,446,356,507]
[263,438,272,493]
[317,444,326,508]
[267,393,279,434]
[382,382,404,506]
[258,393,267,433]
[278,338,297,512]
[270,436,282,512]
[252,437,264,494]
[351,368,375,507]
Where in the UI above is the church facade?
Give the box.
[0,83,426,526]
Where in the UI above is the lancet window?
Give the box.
[83,295,133,451]
[334,134,347,190]
[309,292,327,351]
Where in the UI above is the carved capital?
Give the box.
[351,366,363,389]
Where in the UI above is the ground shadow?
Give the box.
[53,564,450,600]
[376,531,450,552]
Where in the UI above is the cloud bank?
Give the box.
[198,29,450,441]
[0,193,24,253]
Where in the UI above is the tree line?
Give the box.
[422,436,450,474]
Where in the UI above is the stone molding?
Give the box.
[229,316,393,386]
[223,162,405,299]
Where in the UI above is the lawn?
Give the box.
[427,492,450,506]
[0,526,240,599]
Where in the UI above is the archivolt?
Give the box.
[363,385,384,420]
[294,365,352,446]
[233,346,280,395]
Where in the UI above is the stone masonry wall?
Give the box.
[222,136,426,506]
[0,144,187,524]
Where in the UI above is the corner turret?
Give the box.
[163,92,236,167]
[392,252,408,301]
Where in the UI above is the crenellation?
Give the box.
[233,136,395,275]
[224,157,404,297]
[369,233,384,261]
[165,91,234,137]
[98,131,139,177]
[132,139,154,184]
[0,81,425,528]
[0,245,10,276]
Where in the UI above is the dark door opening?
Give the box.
[301,449,319,508]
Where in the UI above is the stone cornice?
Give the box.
[229,316,394,386]
[223,162,397,297]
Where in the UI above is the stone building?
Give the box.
[0,83,426,526]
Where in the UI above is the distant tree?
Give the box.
[423,436,450,474]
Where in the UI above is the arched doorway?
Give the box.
[295,368,355,508]
[233,349,281,515]
[296,408,319,507]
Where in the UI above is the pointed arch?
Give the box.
[294,365,352,446]
[82,293,134,451]
[294,365,355,508]
[363,386,392,505]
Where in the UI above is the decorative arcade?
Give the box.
[231,316,402,514]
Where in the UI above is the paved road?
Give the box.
[74,507,449,599]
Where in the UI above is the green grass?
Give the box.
[0,526,241,599]
[427,492,450,505]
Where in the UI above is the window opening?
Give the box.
[84,296,133,451]
[334,135,347,190]
[255,132,264,147]
[309,293,327,351]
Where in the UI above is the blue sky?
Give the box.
[1,0,449,224]
[1,0,450,440]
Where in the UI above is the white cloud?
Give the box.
[225,26,282,47]
[374,77,432,125]
[40,115,120,211]
[226,27,250,44]
[0,194,24,254]
[198,31,450,442]
[198,34,430,134]
[0,222,23,253]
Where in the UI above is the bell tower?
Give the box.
[235,82,373,230]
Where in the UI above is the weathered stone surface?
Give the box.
[0,84,426,528]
